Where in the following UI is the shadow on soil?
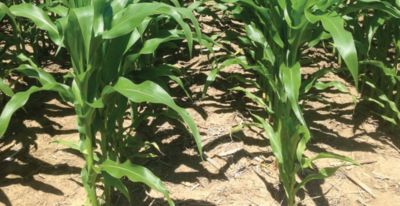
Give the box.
[139,118,268,183]
[304,88,400,155]
[304,95,378,153]
[354,101,400,150]
[0,92,78,206]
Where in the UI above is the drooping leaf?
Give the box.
[104,3,181,38]
[302,152,359,169]
[0,86,42,137]
[314,81,349,93]
[295,167,339,193]
[102,172,131,203]
[10,3,62,45]
[0,78,14,97]
[0,82,72,138]
[100,159,174,206]
[111,78,202,156]
[319,13,359,88]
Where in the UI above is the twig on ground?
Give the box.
[344,172,376,199]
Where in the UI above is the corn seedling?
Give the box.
[210,0,360,205]
[0,1,203,205]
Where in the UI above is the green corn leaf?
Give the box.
[122,30,182,66]
[0,82,73,138]
[110,0,130,14]
[169,0,181,7]
[295,125,311,163]
[319,13,359,88]
[140,30,181,55]
[47,5,68,17]
[378,94,400,120]
[137,65,191,99]
[203,56,248,97]
[245,24,267,45]
[15,64,58,86]
[93,0,107,36]
[0,3,9,21]
[360,60,398,78]
[111,77,202,156]
[0,78,14,97]
[343,0,400,18]
[175,5,202,41]
[14,55,72,101]
[65,6,94,73]
[9,3,62,46]
[302,152,359,169]
[102,172,131,203]
[203,66,220,97]
[232,87,272,113]
[0,86,42,137]
[380,115,398,125]
[0,56,71,138]
[367,97,385,109]
[314,81,349,93]
[52,139,80,151]
[252,113,283,164]
[103,3,180,38]
[104,2,197,55]
[295,167,339,193]
[100,159,174,206]
[301,68,331,94]
[280,63,306,125]
[364,79,400,124]
[123,28,143,54]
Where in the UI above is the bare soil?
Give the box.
[1,58,400,206]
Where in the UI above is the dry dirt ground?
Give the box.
[0,58,400,206]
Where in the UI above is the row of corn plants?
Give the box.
[0,0,203,205]
[0,0,399,206]
[346,0,400,127]
[207,1,359,205]
[205,0,400,205]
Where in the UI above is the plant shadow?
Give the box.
[0,92,78,205]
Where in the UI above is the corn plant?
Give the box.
[0,0,59,100]
[1,0,59,63]
[0,1,203,205]
[211,0,360,205]
[0,2,20,107]
[344,0,400,127]
[0,2,22,55]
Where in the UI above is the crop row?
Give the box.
[0,1,399,205]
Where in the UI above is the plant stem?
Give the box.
[80,133,98,206]
[77,107,98,206]
[287,180,296,206]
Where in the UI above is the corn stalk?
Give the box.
[0,1,203,205]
